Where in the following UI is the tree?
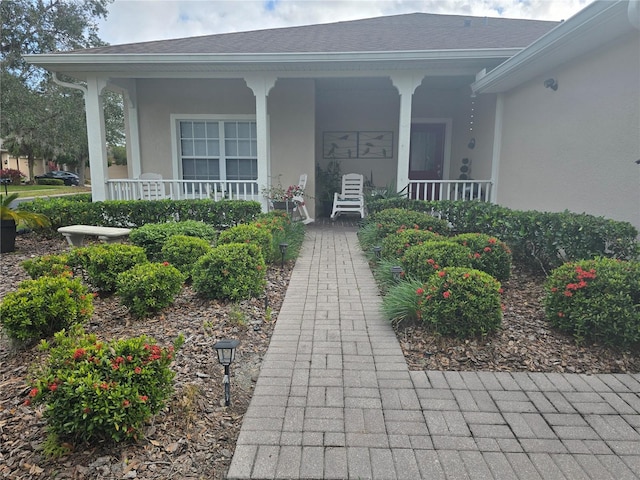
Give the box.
[1,0,116,181]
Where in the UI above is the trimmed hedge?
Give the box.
[367,198,639,274]
[130,221,217,262]
[19,196,261,231]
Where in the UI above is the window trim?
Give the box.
[170,114,257,181]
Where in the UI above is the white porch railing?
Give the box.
[106,179,260,202]
[407,180,493,202]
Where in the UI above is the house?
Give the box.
[27,0,640,229]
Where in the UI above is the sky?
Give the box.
[96,0,594,45]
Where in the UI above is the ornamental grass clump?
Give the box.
[116,262,186,318]
[160,235,213,278]
[402,241,472,282]
[70,244,148,293]
[417,267,502,338]
[381,229,441,260]
[22,253,73,279]
[27,326,184,445]
[192,243,266,301]
[544,258,640,347]
[450,233,512,282]
[0,275,94,342]
[381,278,425,324]
[217,223,273,261]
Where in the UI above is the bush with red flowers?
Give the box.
[27,326,184,445]
[544,258,640,346]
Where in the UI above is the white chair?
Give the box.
[138,172,167,200]
[292,174,314,224]
[330,173,365,220]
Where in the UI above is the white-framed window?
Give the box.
[176,118,257,189]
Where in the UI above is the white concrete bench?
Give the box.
[57,225,132,247]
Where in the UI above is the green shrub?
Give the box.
[27,326,183,444]
[192,243,266,301]
[70,244,148,293]
[116,262,185,318]
[417,267,502,338]
[253,211,305,263]
[36,178,64,186]
[381,279,424,323]
[217,223,273,261]
[130,221,217,262]
[366,199,639,274]
[381,229,441,260]
[450,233,512,282]
[22,254,72,279]
[402,241,472,282]
[20,197,260,231]
[368,208,451,238]
[159,235,213,278]
[544,258,640,347]
[0,275,93,342]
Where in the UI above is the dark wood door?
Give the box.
[409,123,445,200]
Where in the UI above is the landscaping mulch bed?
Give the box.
[1,233,289,479]
[396,264,640,374]
[1,231,638,479]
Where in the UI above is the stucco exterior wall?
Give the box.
[268,79,316,216]
[136,78,255,178]
[496,32,640,230]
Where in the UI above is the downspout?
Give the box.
[51,73,88,180]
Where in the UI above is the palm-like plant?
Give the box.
[1,193,50,228]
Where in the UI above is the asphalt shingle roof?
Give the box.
[71,12,559,55]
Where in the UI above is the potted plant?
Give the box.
[315,160,342,217]
[1,193,50,253]
[261,177,306,212]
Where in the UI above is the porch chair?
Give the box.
[138,172,167,200]
[291,173,314,224]
[330,173,365,220]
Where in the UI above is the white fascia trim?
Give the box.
[25,48,521,68]
[471,0,631,94]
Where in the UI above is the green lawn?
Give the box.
[2,184,92,198]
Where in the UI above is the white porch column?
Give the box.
[244,75,277,211]
[85,76,109,201]
[391,74,423,194]
[122,81,142,179]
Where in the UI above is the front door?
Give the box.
[409,123,445,200]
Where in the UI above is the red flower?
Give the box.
[134,367,142,374]
[438,271,446,278]
[29,388,38,398]
[558,312,565,318]
[488,238,497,244]
[443,291,451,299]
[564,291,573,297]
[23,399,31,406]
[416,288,424,295]
[48,383,58,392]
[139,395,148,402]
[73,348,86,360]
[474,253,481,259]
[162,261,170,266]
[123,400,130,407]
[127,355,133,362]
[484,247,492,252]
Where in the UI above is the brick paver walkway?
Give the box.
[227,225,640,479]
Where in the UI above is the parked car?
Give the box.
[35,171,80,186]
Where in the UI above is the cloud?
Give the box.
[97,0,593,46]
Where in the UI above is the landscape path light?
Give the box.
[213,339,240,406]
[391,265,404,282]
[279,242,289,269]
[373,245,382,259]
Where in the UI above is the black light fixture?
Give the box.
[213,339,240,406]
[544,78,558,91]
[279,243,289,269]
[390,265,404,281]
[373,245,382,259]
